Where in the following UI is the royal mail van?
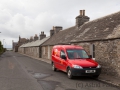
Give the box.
[51,45,101,79]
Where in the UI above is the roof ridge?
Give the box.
[60,26,76,32]
[85,10,120,24]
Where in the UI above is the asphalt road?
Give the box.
[0,51,119,90]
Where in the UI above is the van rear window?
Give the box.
[66,49,89,59]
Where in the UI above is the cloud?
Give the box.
[0,0,120,48]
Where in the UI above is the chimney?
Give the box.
[76,10,90,27]
[30,36,33,42]
[54,26,62,34]
[50,26,55,37]
[40,31,46,40]
[50,29,54,37]
[50,26,62,37]
[34,34,38,41]
[26,39,29,43]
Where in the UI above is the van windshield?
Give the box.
[66,49,89,59]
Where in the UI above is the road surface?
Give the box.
[0,51,119,90]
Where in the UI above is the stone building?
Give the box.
[18,32,50,58]
[12,41,18,52]
[18,35,27,46]
[41,10,120,78]
[12,36,27,52]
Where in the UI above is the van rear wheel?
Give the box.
[52,63,57,71]
[67,68,73,79]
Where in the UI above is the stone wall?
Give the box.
[18,47,24,53]
[31,47,39,58]
[49,46,54,59]
[18,39,120,78]
[41,46,48,60]
[18,47,40,58]
[41,45,54,60]
[72,39,120,78]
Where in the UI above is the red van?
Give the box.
[51,45,101,79]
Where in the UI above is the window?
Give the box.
[90,44,95,58]
[60,50,65,58]
[67,49,89,59]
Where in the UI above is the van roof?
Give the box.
[53,45,83,49]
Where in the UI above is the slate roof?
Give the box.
[20,36,50,47]
[42,26,78,45]
[42,11,120,46]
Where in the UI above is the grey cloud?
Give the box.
[1,0,120,48]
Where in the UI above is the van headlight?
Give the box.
[96,64,101,68]
[73,65,83,69]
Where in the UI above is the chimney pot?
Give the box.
[35,34,37,37]
[34,34,38,41]
[53,26,54,30]
[83,10,85,16]
[80,10,82,16]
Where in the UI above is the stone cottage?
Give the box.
[41,10,120,78]
[18,32,50,58]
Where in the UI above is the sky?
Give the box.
[0,0,120,48]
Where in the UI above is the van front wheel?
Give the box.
[52,63,57,71]
[67,68,73,79]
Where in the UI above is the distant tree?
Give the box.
[0,41,3,54]
[0,41,2,51]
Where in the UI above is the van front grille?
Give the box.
[83,66,96,69]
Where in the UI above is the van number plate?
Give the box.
[85,70,96,73]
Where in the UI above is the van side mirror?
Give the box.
[89,55,92,58]
[61,55,66,60]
